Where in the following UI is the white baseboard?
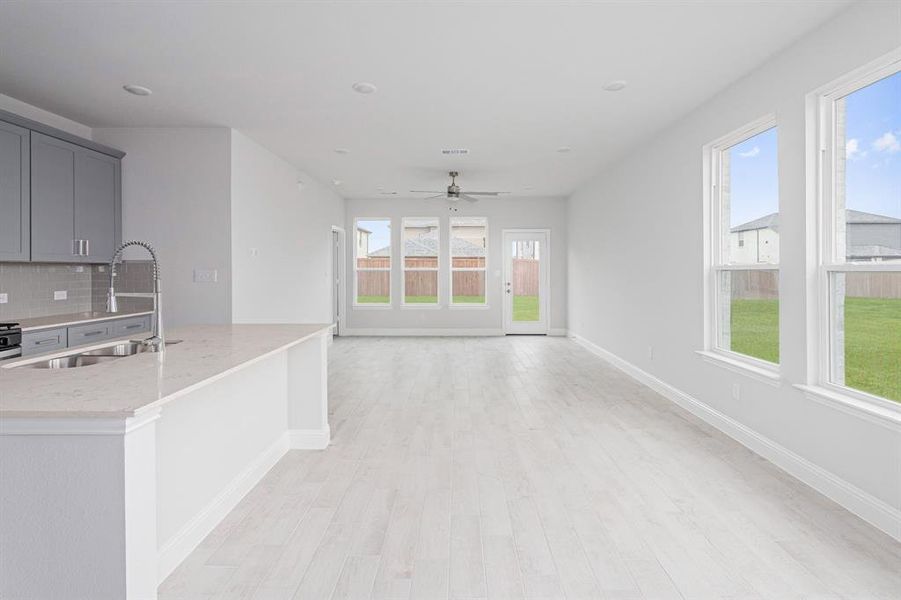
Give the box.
[569,332,901,542]
[157,433,290,582]
[548,328,568,336]
[288,426,331,450]
[343,328,504,337]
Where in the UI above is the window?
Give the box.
[450,217,488,306]
[403,218,439,305]
[354,218,391,305]
[819,64,900,404]
[706,118,780,367]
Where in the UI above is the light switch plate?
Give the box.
[0,293,7,304]
[54,290,68,301]
[194,268,219,283]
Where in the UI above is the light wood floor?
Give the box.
[160,336,901,600]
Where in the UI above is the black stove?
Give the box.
[0,323,22,361]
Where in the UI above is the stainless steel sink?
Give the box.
[13,339,183,369]
[82,341,150,357]
[19,354,120,369]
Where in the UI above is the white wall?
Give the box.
[230,130,345,324]
[345,197,567,333]
[568,0,900,534]
[93,128,233,326]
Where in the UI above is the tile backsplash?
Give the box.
[0,261,154,322]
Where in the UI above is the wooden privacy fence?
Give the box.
[731,269,901,300]
[512,259,539,296]
[356,256,538,297]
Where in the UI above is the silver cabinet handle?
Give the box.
[35,338,58,345]
[82,330,104,337]
[124,323,142,330]
[83,239,90,256]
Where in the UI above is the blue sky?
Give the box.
[844,70,900,219]
[728,69,900,227]
[729,127,778,227]
[358,219,391,254]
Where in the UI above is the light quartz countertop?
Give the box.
[0,324,331,419]
[16,310,154,332]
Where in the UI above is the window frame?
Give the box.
[813,56,901,410]
[702,114,781,375]
[449,217,489,309]
[353,217,393,309]
[401,217,441,308]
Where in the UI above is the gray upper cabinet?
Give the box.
[74,150,120,261]
[30,132,121,264]
[0,121,30,261]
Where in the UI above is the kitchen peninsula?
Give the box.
[0,323,331,600]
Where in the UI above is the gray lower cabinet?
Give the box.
[21,315,152,357]
[111,315,152,338]
[67,321,114,346]
[0,121,30,261]
[21,328,67,357]
[30,132,121,264]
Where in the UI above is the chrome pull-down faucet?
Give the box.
[107,240,165,352]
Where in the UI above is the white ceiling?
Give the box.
[0,1,850,199]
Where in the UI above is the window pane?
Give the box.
[830,272,901,402]
[403,218,439,265]
[512,241,540,321]
[405,270,438,304]
[452,271,485,304]
[718,269,779,363]
[836,70,901,264]
[724,128,779,264]
[357,270,389,304]
[356,219,391,263]
[451,217,487,258]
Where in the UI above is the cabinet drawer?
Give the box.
[68,321,112,347]
[111,315,151,338]
[22,328,67,356]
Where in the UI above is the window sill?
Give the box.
[695,350,782,387]
[352,304,392,310]
[449,304,490,310]
[794,384,901,431]
[401,303,441,310]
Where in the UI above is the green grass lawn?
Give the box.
[357,295,389,303]
[731,297,900,402]
[452,295,486,304]
[513,295,539,321]
[404,295,438,304]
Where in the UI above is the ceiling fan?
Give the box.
[411,171,509,203]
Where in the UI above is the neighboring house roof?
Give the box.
[731,213,780,233]
[846,209,901,224]
[369,236,485,257]
[848,245,901,259]
[731,209,901,232]
[356,227,372,234]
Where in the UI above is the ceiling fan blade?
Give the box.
[425,194,447,200]
[410,190,444,194]
[461,191,509,196]
[460,194,480,203]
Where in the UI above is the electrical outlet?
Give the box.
[250,248,260,257]
[193,268,218,283]
[732,383,741,401]
[0,293,7,304]
[647,345,654,359]
[53,290,67,301]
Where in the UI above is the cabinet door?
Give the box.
[74,148,120,263]
[0,121,30,261]
[30,133,77,262]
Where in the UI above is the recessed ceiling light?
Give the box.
[334,148,350,155]
[524,185,535,190]
[332,179,342,186]
[351,82,377,94]
[379,191,398,196]
[441,148,469,155]
[602,80,628,92]
[123,84,152,96]
[557,146,572,153]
